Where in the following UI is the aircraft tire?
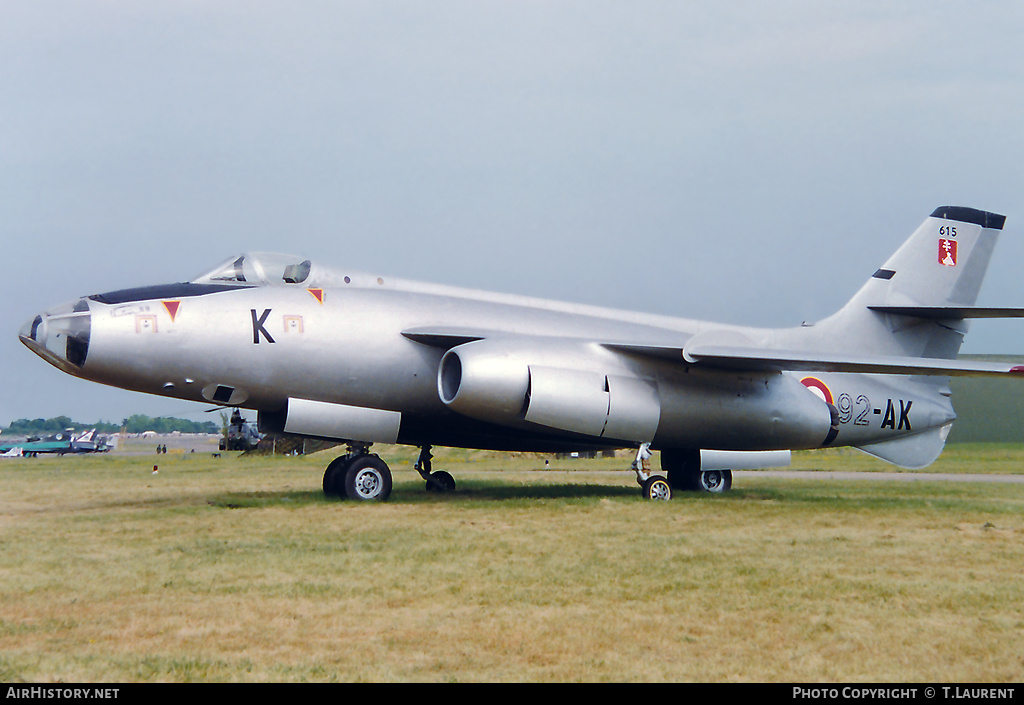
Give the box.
[641,475,673,501]
[696,469,732,493]
[322,455,352,497]
[343,455,393,502]
[425,470,455,493]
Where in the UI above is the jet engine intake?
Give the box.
[437,341,530,426]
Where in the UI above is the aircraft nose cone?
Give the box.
[18,315,44,344]
[19,298,92,372]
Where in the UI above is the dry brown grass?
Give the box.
[1,445,1023,682]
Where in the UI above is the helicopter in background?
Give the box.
[219,409,262,451]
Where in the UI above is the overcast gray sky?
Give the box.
[3,1,1023,427]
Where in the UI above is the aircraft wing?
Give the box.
[406,328,1024,378]
[668,305,1024,376]
[868,306,1024,319]
[675,345,1024,377]
[605,304,1024,377]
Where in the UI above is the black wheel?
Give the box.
[425,470,455,493]
[323,455,351,497]
[642,475,673,501]
[343,455,393,502]
[696,469,732,493]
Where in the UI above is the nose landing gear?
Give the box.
[632,443,672,501]
[414,445,455,493]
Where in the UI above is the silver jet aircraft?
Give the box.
[19,206,1024,501]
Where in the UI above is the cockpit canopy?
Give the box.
[192,253,313,286]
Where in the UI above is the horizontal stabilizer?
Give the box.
[869,306,1024,319]
[681,345,1024,377]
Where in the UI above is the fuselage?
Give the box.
[19,252,952,456]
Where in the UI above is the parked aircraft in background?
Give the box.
[0,428,115,457]
[18,207,1024,500]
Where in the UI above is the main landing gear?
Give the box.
[321,443,456,502]
[322,443,393,501]
[658,447,733,495]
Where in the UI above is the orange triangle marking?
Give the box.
[307,288,324,304]
[162,300,181,322]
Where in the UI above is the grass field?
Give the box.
[1,444,1023,682]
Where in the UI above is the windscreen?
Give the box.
[192,253,313,285]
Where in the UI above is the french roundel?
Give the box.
[800,377,834,404]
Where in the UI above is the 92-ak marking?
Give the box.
[837,393,912,431]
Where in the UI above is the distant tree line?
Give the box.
[3,415,218,436]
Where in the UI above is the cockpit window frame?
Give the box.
[192,253,314,286]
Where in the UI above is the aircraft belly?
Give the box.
[394,412,622,453]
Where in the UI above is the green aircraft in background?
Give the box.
[0,429,115,457]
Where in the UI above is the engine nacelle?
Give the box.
[653,368,838,450]
[438,340,531,426]
[438,340,661,443]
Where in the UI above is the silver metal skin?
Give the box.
[18,207,1024,500]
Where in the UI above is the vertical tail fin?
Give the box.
[814,206,1007,359]
[805,207,1008,468]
